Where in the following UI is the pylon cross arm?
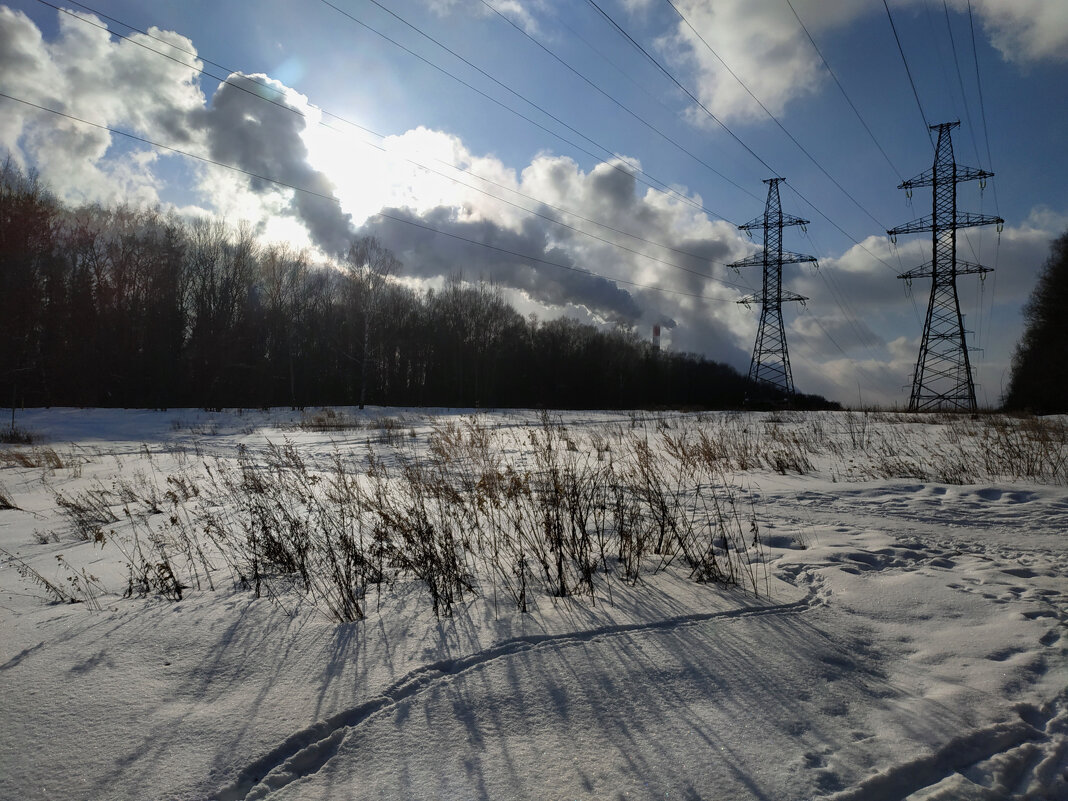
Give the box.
[729,251,816,270]
[899,169,935,190]
[897,259,993,280]
[954,165,995,183]
[888,216,935,236]
[739,213,810,232]
[898,266,931,280]
[956,261,993,276]
[779,213,810,228]
[955,212,1003,229]
[729,253,769,269]
[778,252,818,265]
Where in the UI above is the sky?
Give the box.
[1,0,1066,407]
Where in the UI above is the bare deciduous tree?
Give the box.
[345,236,400,409]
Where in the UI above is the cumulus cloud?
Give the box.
[0,8,352,253]
[956,0,1068,64]
[652,0,864,124]
[639,0,1067,124]
[0,5,204,205]
[197,74,354,256]
[361,205,645,321]
[316,133,756,363]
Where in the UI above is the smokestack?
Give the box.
[652,324,661,352]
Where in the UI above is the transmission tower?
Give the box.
[730,178,816,396]
[889,122,1003,412]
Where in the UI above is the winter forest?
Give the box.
[1,161,832,412]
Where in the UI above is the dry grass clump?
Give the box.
[299,408,363,431]
[0,446,65,470]
[968,415,1068,483]
[36,409,1064,621]
[1,426,35,445]
[821,412,1068,485]
[53,485,120,541]
[0,481,18,510]
[0,546,104,609]
[47,417,765,622]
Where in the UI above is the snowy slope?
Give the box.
[1,408,1065,801]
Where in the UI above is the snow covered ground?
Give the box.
[1,408,1066,801]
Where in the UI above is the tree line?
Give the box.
[0,159,833,411]
[1004,229,1068,415]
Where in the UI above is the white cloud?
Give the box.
[342,141,757,362]
[425,0,545,35]
[0,6,205,205]
[653,0,865,124]
[641,0,1067,125]
[956,0,1068,64]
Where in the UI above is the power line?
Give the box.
[47,0,894,297]
[35,0,758,293]
[788,217,911,397]
[921,0,957,120]
[797,306,897,400]
[967,0,999,215]
[966,0,1001,362]
[557,10,685,132]
[661,0,890,231]
[797,225,898,374]
[34,0,323,131]
[477,0,761,202]
[585,0,905,279]
[0,91,747,306]
[584,0,778,176]
[317,0,737,224]
[941,0,982,167]
[334,0,913,294]
[882,0,934,146]
[784,0,903,183]
[778,181,903,277]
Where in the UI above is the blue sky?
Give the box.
[2,0,1066,406]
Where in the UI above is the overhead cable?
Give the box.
[318,0,737,224]
[37,0,756,290]
[662,0,890,231]
[0,91,746,305]
[882,0,934,146]
[784,0,903,182]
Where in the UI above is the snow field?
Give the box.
[1,408,1066,800]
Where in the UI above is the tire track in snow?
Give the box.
[823,691,1068,801]
[212,590,816,801]
[823,720,1043,801]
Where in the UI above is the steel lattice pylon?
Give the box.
[889,122,1003,412]
[730,178,816,397]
